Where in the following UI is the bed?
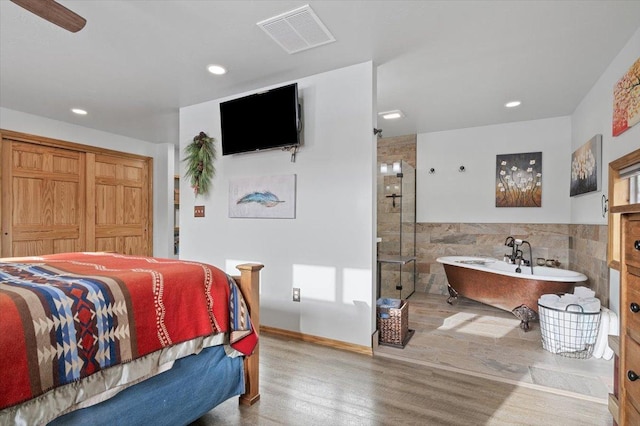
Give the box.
[0,252,262,425]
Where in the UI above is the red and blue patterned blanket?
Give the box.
[0,252,257,410]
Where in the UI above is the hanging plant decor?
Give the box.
[184,131,216,196]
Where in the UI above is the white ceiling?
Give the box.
[1,1,640,145]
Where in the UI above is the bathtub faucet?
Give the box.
[514,250,525,272]
[514,239,534,275]
[504,236,518,263]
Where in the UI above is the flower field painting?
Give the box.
[496,152,542,208]
[613,56,640,137]
[570,134,602,197]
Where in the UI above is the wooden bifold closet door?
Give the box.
[1,140,86,256]
[1,131,152,258]
[87,153,150,254]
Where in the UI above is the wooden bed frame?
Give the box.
[234,263,263,405]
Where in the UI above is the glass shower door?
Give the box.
[377,160,416,299]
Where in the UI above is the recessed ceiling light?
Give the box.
[505,101,521,108]
[71,108,87,115]
[207,64,227,75]
[379,110,405,120]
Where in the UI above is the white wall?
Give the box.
[416,116,572,223]
[414,27,639,314]
[571,26,640,225]
[179,62,376,347]
[570,26,640,315]
[156,144,176,257]
[0,107,176,258]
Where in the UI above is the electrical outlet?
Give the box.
[292,288,300,302]
[194,206,205,217]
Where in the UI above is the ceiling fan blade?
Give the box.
[10,0,86,33]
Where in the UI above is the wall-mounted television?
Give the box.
[220,83,301,155]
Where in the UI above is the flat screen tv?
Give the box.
[220,83,301,155]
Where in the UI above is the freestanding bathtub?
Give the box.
[436,256,588,330]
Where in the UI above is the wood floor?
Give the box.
[192,300,613,425]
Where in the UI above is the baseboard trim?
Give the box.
[371,329,379,352]
[261,326,373,356]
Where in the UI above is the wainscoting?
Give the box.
[415,222,609,307]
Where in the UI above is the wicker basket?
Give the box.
[377,300,409,345]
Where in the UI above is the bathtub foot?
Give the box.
[446,285,458,305]
[512,305,538,331]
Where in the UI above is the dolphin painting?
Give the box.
[236,191,285,207]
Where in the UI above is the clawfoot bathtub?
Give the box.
[436,256,588,330]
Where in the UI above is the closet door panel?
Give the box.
[123,235,145,255]
[123,186,142,225]
[53,180,79,225]
[95,237,118,253]
[54,238,81,253]
[2,141,85,256]
[12,240,52,256]
[90,154,150,256]
[95,184,117,225]
[12,177,43,225]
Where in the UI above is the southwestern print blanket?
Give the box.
[0,252,257,409]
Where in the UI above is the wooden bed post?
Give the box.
[235,263,263,406]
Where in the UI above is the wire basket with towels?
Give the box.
[538,303,601,359]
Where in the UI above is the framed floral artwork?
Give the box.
[613,57,640,137]
[570,134,602,197]
[495,152,542,208]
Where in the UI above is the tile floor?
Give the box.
[374,292,614,402]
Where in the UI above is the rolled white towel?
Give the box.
[560,294,580,305]
[539,294,561,302]
[592,309,609,359]
[580,298,601,313]
[543,293,576,311]
[603,308,619,361]
[574,286,596,298]
[538,294,561,309]
[551,295,601,313]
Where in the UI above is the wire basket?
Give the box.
[538,303,601,359]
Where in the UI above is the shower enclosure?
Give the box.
[377,160,416,299]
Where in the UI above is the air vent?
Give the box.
[257,4,335,54]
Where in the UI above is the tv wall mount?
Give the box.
[282,145,299,162]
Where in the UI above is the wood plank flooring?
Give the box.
[192,315,612,425]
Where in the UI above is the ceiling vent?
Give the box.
[257,4,335,54]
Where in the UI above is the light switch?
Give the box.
[194,206,205,217]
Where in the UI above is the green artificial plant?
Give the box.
[183,131,216,196]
